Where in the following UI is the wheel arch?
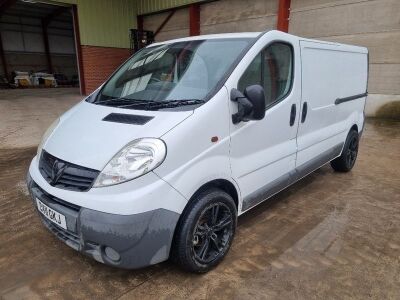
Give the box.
[170,178,240,261]
[189,179,239,210]
[173,179,240,236]
[338,124,360,158]
[350,124,358,133]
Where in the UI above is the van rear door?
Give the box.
[296,40,368,173]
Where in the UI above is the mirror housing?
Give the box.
[231,85,266,124]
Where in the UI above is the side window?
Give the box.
[238,53,262,92]
[238,42,293,108]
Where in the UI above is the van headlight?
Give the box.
[93,138,167,187]
[37,118,60,158]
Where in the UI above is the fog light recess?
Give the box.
[104,246,120,262]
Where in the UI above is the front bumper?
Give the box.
[27,173,180,269]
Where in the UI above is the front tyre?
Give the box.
[172,188,237,273]
[331,129,359,172]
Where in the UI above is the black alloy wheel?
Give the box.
[191,202,234,265]
[172,188,237,273]
[331,129,359,172]
[346,133,359,169]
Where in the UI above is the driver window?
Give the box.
[238,53,262,92]
[238,42,293,108]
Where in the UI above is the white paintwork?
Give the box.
[296,40,368,168]
[28,30,368,217]
[150,32,261,47]
[29,156,188,215]
[43,100,193,170]
[225,31,301,208]
[154,87,235,204]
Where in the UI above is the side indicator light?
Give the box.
[211,136,219,143]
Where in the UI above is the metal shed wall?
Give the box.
[50,0,207,48]
[52,0,136,48]
[137,0,205,15]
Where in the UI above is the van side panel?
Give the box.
[296,41,368,168]
[153,87,239,213]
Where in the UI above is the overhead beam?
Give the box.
[3,12,72,23]
[153,9,175,38]
[277,0,291,32]
[189,3,200,36]
[0,20,73,32]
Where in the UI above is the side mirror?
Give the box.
[231,85,266,124]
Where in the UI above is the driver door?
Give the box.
[227,37,301,212]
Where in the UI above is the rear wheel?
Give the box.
[172,188,237,273]
[331,129,359,172]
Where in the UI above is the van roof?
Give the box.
[150,32,262,46]
[150,30,368,54]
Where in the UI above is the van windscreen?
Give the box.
[94,38,253,110]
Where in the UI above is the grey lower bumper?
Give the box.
[27,173,180,269]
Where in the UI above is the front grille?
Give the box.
[32,181,81,212]
[39,150,100,192]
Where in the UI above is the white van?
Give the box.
[27,30,368,272]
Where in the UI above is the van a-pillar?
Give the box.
[277,0,291,32]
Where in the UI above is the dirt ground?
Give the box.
[0,89,399,299]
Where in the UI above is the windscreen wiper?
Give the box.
[96,97,205,110]
[142,99,205,110]
[96,97,155,105]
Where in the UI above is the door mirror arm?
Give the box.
[231,85,266,124]
[231,89,253,124]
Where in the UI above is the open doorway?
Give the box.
[0,0,81,92]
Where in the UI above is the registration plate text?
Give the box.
[36,198,67,230]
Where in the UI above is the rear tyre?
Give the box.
[330,129,359,172]
[172,188,237,273]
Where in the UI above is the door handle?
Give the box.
[290,104,296,126]
[301,102,308,123]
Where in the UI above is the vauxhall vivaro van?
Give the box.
[27,30,368,272]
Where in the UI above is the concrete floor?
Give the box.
[0,88,82,149]
[0,89,399,299]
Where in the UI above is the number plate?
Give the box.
[36,198,67,230]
